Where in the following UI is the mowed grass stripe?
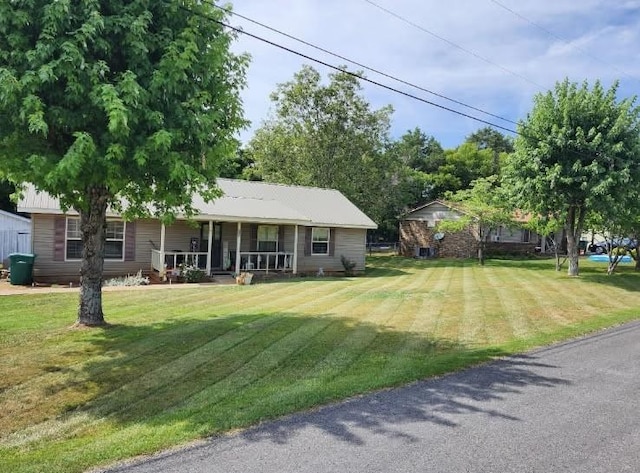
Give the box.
[5,256,640,473]
[429,265,464,341]
[1,313,283,445]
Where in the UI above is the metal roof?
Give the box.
[18,179,378,229]
[0,209,31,224]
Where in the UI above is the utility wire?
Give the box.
[182,4,519,135]
[362,0,545,90]
[210,1,518,126]
[180,3,609,165]
[488,0,639,84]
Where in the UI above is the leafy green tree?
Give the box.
[465,127,514,175]
[392,127,444,173]
[524,214,565,270]
[0,179,15,212]
[503,79,640,276]
[0,1,248,325]
[382,129,442,229]
[249,65,393,230]
[423,142,495,199]
[437,176,513,265]
[217,147,261,180]
[466,127,514,153]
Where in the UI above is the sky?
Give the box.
[226,0,640,149]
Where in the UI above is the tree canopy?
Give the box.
[0,0,248,324]
[502,79,640,276]
[248,65,396,234]
[438,176,513,265]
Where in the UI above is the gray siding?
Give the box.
[32,215,160,282]
[31,216,369,280]
[405,203,462,227]
[163,220,201,251]
[297,227,367,273]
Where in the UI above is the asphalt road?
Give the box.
[104,321,640,473]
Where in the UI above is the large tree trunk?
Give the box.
[477,227,486,265]
[77,187,109,326]
[565,205,584,277]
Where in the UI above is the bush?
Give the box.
[104,270,149,287]
[180,264,207,283]
[340,255,357,276]
[611,246,630,256]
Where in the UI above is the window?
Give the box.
[522,229,531,243]
[257,225,278,252]
[66,218,83,260]
[312,227,330,255]
[66,218,125,260]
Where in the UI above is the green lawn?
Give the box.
[2,255,640,473]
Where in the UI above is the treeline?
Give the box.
[219,65,514,240]
[222,66,640,277]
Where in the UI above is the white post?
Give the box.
[206,220,213,275]
[293,225,299,275]
[160,222,166,265]
[235,222,242,275]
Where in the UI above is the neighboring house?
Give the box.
[399,200,538,258]
[18,179,377,282]
[0,209,32,266]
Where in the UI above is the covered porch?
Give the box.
[150,220,300,277]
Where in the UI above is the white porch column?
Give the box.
[160,222,166,265]
[293,224,299,275]
[206,220,213,275]
[235,222,242,275]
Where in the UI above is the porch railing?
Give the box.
[151,249,295,274]
[151,249,209,272]
[238,251,294,273]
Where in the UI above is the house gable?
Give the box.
[402,201,464,228]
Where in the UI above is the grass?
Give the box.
[2,255,640,472]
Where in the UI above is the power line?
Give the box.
[210,2,518,126]
[183,4,519,135]
[488,0,640,84]
[362,0,545,90]
[180,3,618,166]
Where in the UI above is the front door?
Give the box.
[199,223,223,269]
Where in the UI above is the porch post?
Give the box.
[160,222,166,266]
[206,220,213,275]
[235,222,242,275]
[293,224,299,275]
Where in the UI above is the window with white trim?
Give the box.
[66,218,83,260]
[312,227,330,255]
[257,225,278,252]
[66,217,125,260]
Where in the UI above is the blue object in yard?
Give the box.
[588,254,632,263]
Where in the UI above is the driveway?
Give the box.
[102,321,640,473]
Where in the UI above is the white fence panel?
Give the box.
[0,230,32,264]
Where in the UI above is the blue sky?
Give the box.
[228,0,640,149]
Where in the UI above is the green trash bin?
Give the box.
[9,253,36,286]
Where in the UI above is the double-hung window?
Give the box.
[257,225,278,252]
[104,221,125,260]
[312,227,330,255]
[65,218,83,260]
[65,217,125,260]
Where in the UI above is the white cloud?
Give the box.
[229,0,640,148]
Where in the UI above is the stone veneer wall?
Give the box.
[399,221,477,258]
[401,220,538,259]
